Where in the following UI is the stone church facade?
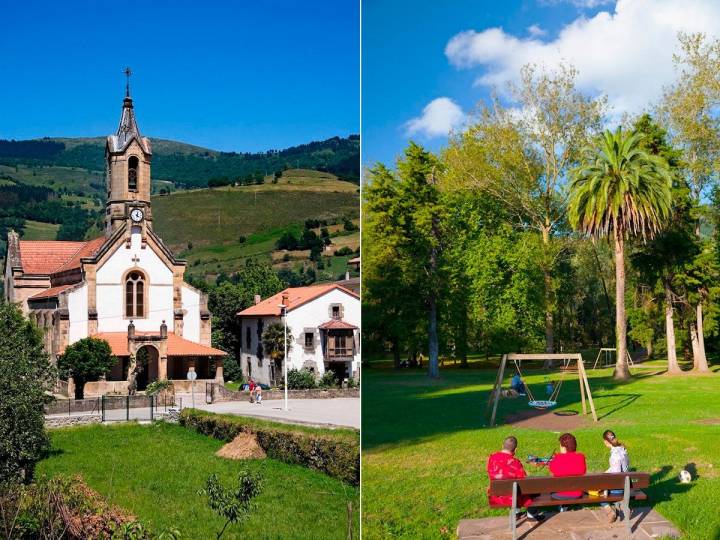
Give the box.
[4,89,226,396]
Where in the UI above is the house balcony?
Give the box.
[325,347,355,362]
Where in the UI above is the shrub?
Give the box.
[0,303,55,484]
[0,475,153,538]
[319,371,338,388]
[179,410,359,485]
[334,246,354,256]
[287,368,316,389]
[199,471,263,539]
[58,337,116,399]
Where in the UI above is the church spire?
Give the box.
[117,67,141,148]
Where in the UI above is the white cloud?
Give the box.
[444,0,720,116]
[540,0,615,8]
[527,24,546,37]
[405,97,465,138]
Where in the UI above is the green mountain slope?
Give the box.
[0,134,360,187]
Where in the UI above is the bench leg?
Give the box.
[510,481,518,540]
[623,476,631,538]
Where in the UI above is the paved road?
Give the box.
[192,397,360,429]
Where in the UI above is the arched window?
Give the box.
[128,156,139,192]
[125,271,145,318]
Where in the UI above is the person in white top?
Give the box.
[601,429,630,523]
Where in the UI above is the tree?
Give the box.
[199,471,263,540]
[660,32,720,370]
[445,63,606,354]
[262,323,293,362]
[569,127,673,380]
[208,259,284,365]
[58,337,115,399]
[394,144,446,378]
[0,303,55,484]
[630,114,694,374]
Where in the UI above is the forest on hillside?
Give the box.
[0,135,360,186]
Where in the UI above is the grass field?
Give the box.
[361,358,720,540]
[152,174,358,253]
[38,422,358,539]
[22,219,60,240]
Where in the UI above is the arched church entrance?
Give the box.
[135,345,159,391]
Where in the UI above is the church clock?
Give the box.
[130,208,144,222]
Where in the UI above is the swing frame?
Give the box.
[592,347,635,370]
[486,353,598,427]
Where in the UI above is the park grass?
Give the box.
[22,219,60,240]
[361,362,720,540]
[38,422,358,539]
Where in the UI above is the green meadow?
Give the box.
[38,422,359,540]
[361,359,720,540]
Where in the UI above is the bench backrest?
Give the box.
[489,473,650,496]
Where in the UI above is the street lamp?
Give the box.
[278,299,289,411]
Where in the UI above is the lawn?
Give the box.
[38,422,359,539]
[361,360,720,540]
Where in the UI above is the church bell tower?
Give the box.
[105,68,153,236]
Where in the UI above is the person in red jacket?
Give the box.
[487,436,544,521]
[548,433,587,510]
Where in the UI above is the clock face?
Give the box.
[130,208,144,222]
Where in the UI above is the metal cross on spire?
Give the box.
[124,67,132,98]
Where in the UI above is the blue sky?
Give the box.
[362,0,720,169]
[0,0,359,152]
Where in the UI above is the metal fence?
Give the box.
[45,394,182,422]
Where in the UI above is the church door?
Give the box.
[135,346,159,391]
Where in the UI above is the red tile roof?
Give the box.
[18,237,105,275]
[91,332,228,357]
[237,284,359,317]
[318,319,358,330]
[30,283,75,300]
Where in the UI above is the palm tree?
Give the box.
[569,127,673,381]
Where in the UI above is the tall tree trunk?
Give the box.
[693,302,710,372]
[392,337,400,370]
[458,302,468,368]
[542,227,554,354]
[664,281,681,374]
[613,234,631,381]
[428,297,439,378]
[646,339,653,360]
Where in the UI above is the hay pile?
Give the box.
[216,432,267,460]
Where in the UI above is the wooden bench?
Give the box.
[489,472,650,539]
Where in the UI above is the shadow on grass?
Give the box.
[362,367,650,450]
[645,465,695,504]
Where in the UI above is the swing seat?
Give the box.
[528,400,557,409]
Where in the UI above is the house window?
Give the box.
[331,304,341,319]
[246,326,251,349]
[128,156,139,192]
[125,270,146,318]
[246,357,252,378]
[305,332,314,348]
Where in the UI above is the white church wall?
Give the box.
[96,231,174,333]
[67,283,88,345]
[181,285,200,342]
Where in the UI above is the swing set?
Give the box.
[487,353,598,427]
[592,347,635,370]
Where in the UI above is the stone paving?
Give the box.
[458,507,680,539]
[193,397,360,429]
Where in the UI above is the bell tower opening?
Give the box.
[128,156,139,192]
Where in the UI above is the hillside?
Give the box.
[0,134,360,188]
[152,170,359,281]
